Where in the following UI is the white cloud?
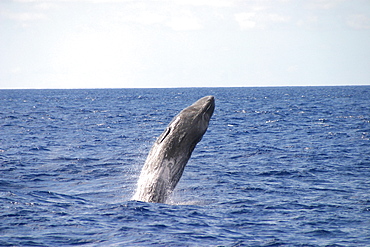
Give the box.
[109,3,203,31]
[296,15,319,28]
[11,67,22,74]
[33,2,59,10]
[234,12,257,30]
[268,13,290,23]
[132,11,167,26]
[2,11,47,22]
[306,0,344,10]
[235,11,290,30]
[166,14,203,31]
[13,0,130,2]
[287,65,298,73]
[174,0,235,7]
[51,29,140,87]
[14,0,232,4]
[346,14,370,30]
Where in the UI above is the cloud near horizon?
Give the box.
[4,0,370,31]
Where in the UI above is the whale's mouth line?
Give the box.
[203,97,215,116]
[204,104,212,117]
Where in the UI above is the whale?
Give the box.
[132,95,215,203]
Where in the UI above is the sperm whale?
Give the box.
[132,95,215,203]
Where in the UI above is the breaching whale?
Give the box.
[132,95,215,203]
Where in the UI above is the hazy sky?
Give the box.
[1,0,369,89]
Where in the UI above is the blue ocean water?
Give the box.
[0,86,369,246]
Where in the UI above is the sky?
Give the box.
[1,0,369,89]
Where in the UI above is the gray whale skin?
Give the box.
[132,95,215,203]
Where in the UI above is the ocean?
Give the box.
[1,86,369,246]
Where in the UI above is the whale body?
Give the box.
[132,95,215,203]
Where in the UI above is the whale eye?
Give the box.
[157,127,171,144]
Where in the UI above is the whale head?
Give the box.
[156,95,215,155]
